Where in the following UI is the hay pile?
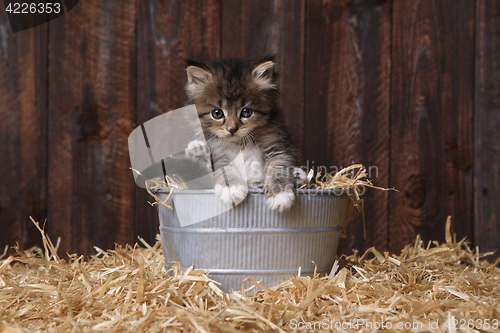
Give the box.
[1,218,499,332]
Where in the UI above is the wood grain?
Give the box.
[0,0,498,257]
[0,18,47,251]
[273,0,306,155]
[136,0,222,245]
[390,0,475,253]
[305,0,391,254]
[475,0,500,254]
[222,0,275,58]
[47,0,137,255]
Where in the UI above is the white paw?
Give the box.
[185,140,211,169]
[185,140,209,158]
[215,184,248,206]
[266,190,295,212]
[293,168,307,186]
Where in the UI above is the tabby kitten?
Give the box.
[185,57,304,212]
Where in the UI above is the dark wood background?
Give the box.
[1,0,498,258]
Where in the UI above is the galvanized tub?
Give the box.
[156,189,351,292]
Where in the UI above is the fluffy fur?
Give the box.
[185,57,304,212]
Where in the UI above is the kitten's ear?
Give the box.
[186,65,212,95]
[186,66,212,85]
[251,60,275,89]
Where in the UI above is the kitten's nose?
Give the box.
[227,126,238,134]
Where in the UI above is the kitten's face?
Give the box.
[185,58,278,144]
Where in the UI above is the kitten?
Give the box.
[185,57,305,212]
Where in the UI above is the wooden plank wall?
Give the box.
[390,0,475,252]
[475,0,500,254]
[0,0,498,257]
[46,0,137,254]
[0,14,47,251]
[305,0,391,254]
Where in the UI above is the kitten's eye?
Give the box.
[211,109,224,120]
[240,108,253,118]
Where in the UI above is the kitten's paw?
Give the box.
[266,190,295,212]
[185,140,211,169]
[185,140,210,158]
[293,168,307,187]
[215,184,248,206]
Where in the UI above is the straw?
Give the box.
[0,217,498,332]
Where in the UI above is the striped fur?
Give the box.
[185,57,302,211]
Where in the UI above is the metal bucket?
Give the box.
[156,189,351,292]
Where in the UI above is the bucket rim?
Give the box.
[154,188,349,196]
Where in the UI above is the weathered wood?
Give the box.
[305,0,391,254]
[475,0,500,254]
[390,0,475,253]
[274,0,307,155]
[0,19,47,251]
[47,0,137,255]
[136,0,222,244]
[0,0,498,258]
[221,0,275,59]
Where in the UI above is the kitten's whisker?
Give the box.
[242,136,247,150]
[246,130,256,147]
[244,133,253,149]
